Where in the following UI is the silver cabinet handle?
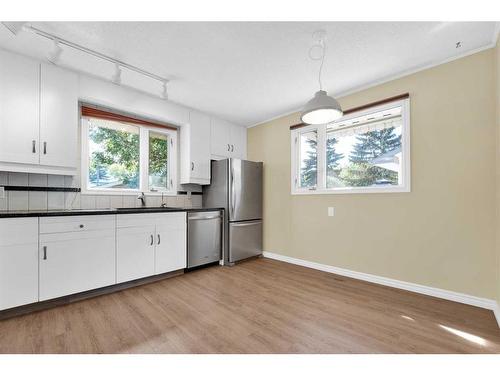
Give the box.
[191,162,194,171]
[43,141,47,155]
[43,246,47,260]
[231,144,234,152]
[150,234,154,246]
[157,234,160,245]
[227,144,230,151]
[32,140,36,153]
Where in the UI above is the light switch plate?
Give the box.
[328,207,335,217]
[0,186,4,199]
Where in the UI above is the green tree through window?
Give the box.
[341,128,401,186]
[89,125,140,189]
[300,127,401,189]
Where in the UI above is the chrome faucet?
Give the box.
[160,192,168,208]
[137,192,146,207]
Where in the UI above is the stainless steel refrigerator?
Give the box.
[203,159,263,265]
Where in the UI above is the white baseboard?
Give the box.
[263,251,500,328]
[494,305,500,328]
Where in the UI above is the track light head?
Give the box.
[1,22,27,35]
[47,39,63,64]
[161,81,169,100]
[111,63,122,85]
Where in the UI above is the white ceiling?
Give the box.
[0,22,497,126]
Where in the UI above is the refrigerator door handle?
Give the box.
[230,220,261,227]
[230,166,235,218]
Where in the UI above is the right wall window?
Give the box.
[292,98,410,194]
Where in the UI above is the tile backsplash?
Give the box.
[0,171,202,211]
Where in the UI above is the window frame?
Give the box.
[81,117,178,196]
[291,98,411,195]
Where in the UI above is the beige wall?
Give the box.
[248,49,497,299]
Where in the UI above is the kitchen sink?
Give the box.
[115,207,177,210]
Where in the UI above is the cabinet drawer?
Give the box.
[0,218,38,246]
[117,213,158,228]
[40,215,115,234]
[157,212,186,229]
[116,212,186,228]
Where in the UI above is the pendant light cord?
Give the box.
[309,37,326,91]
[318,42,325,91]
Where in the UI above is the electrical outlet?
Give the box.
[0,186,4,199]
[328,207,335,217]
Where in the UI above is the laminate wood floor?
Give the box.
[1,258,499,353]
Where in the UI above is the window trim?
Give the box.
[81,117,178,196]
[291,98,411,195]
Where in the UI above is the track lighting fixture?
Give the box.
[111,63,122,85]
[2,23,172,100]
[47,39,63,65]
[161,81,169,100]
[1,22,27,35]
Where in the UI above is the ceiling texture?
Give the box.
[0,22,498,126]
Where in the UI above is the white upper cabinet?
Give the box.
[40,64,78,169]
[210,118,247,159]
[0,50,40,165]
[180,110,211,185]
[0,49,78,175]
[210,118,232,157]
[230,125,247,159]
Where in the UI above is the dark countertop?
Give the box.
[0,207,224,218]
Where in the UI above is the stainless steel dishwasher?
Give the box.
[187,211,222,268]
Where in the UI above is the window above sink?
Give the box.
[80,106,178,196]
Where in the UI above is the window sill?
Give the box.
[291,186,410,195]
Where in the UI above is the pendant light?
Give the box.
[300,30,343,125]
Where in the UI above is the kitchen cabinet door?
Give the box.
[210,118,231,158]
[116,225,156,283]
[39,229,116,301]
[180,111,211,184]
[39,63,78,169]
[0,50,40,165]
[189,111,211,182]
[0,218,39,310]
[230,125,247,159]
[155,213,187,274]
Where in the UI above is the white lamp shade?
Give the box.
[301,90,343,125]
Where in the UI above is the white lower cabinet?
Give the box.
[116,224,156,283]
[117,212,187,283]
[39,216,116,301]
[0,211,187,311]
[0,218,39,310]
[155,212,187,274]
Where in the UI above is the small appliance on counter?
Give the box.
[203,158,263,265]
